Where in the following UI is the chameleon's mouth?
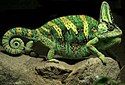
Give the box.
[117,34,122,38]
[117,32,122,38]
[113,28,122,38]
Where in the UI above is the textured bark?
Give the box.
[0,49,121,85]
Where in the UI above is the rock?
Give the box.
[35,55,121,85]
[0,49,121,85]
[119,65,125,83]
[0,52,46,85]
[63,56,121,85]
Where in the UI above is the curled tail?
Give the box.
[2,27,38,55]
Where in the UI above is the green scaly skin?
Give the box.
[2,1,122,64]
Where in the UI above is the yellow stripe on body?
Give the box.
[79,15,89,39]
[60,17,78,34]
[47,21,62,38]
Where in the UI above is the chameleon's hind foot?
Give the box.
[47,59,60,63]
[25,41,33,54]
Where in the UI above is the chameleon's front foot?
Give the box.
[98,54,106,65]
[47,59,60,63]
[86,37,106,65]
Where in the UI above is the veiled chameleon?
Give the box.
[2,1,122,64]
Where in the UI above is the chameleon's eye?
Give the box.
[107,24,114,31]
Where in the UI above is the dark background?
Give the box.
[0,0,125,80]
[0,0,124,36]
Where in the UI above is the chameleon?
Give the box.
[2,1,122,64]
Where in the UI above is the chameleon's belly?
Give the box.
[55,43,90,59]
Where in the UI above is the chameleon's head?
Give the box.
[96,1,122,49]
[98,1,122,38]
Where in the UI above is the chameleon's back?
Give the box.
[38,15,98,45]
